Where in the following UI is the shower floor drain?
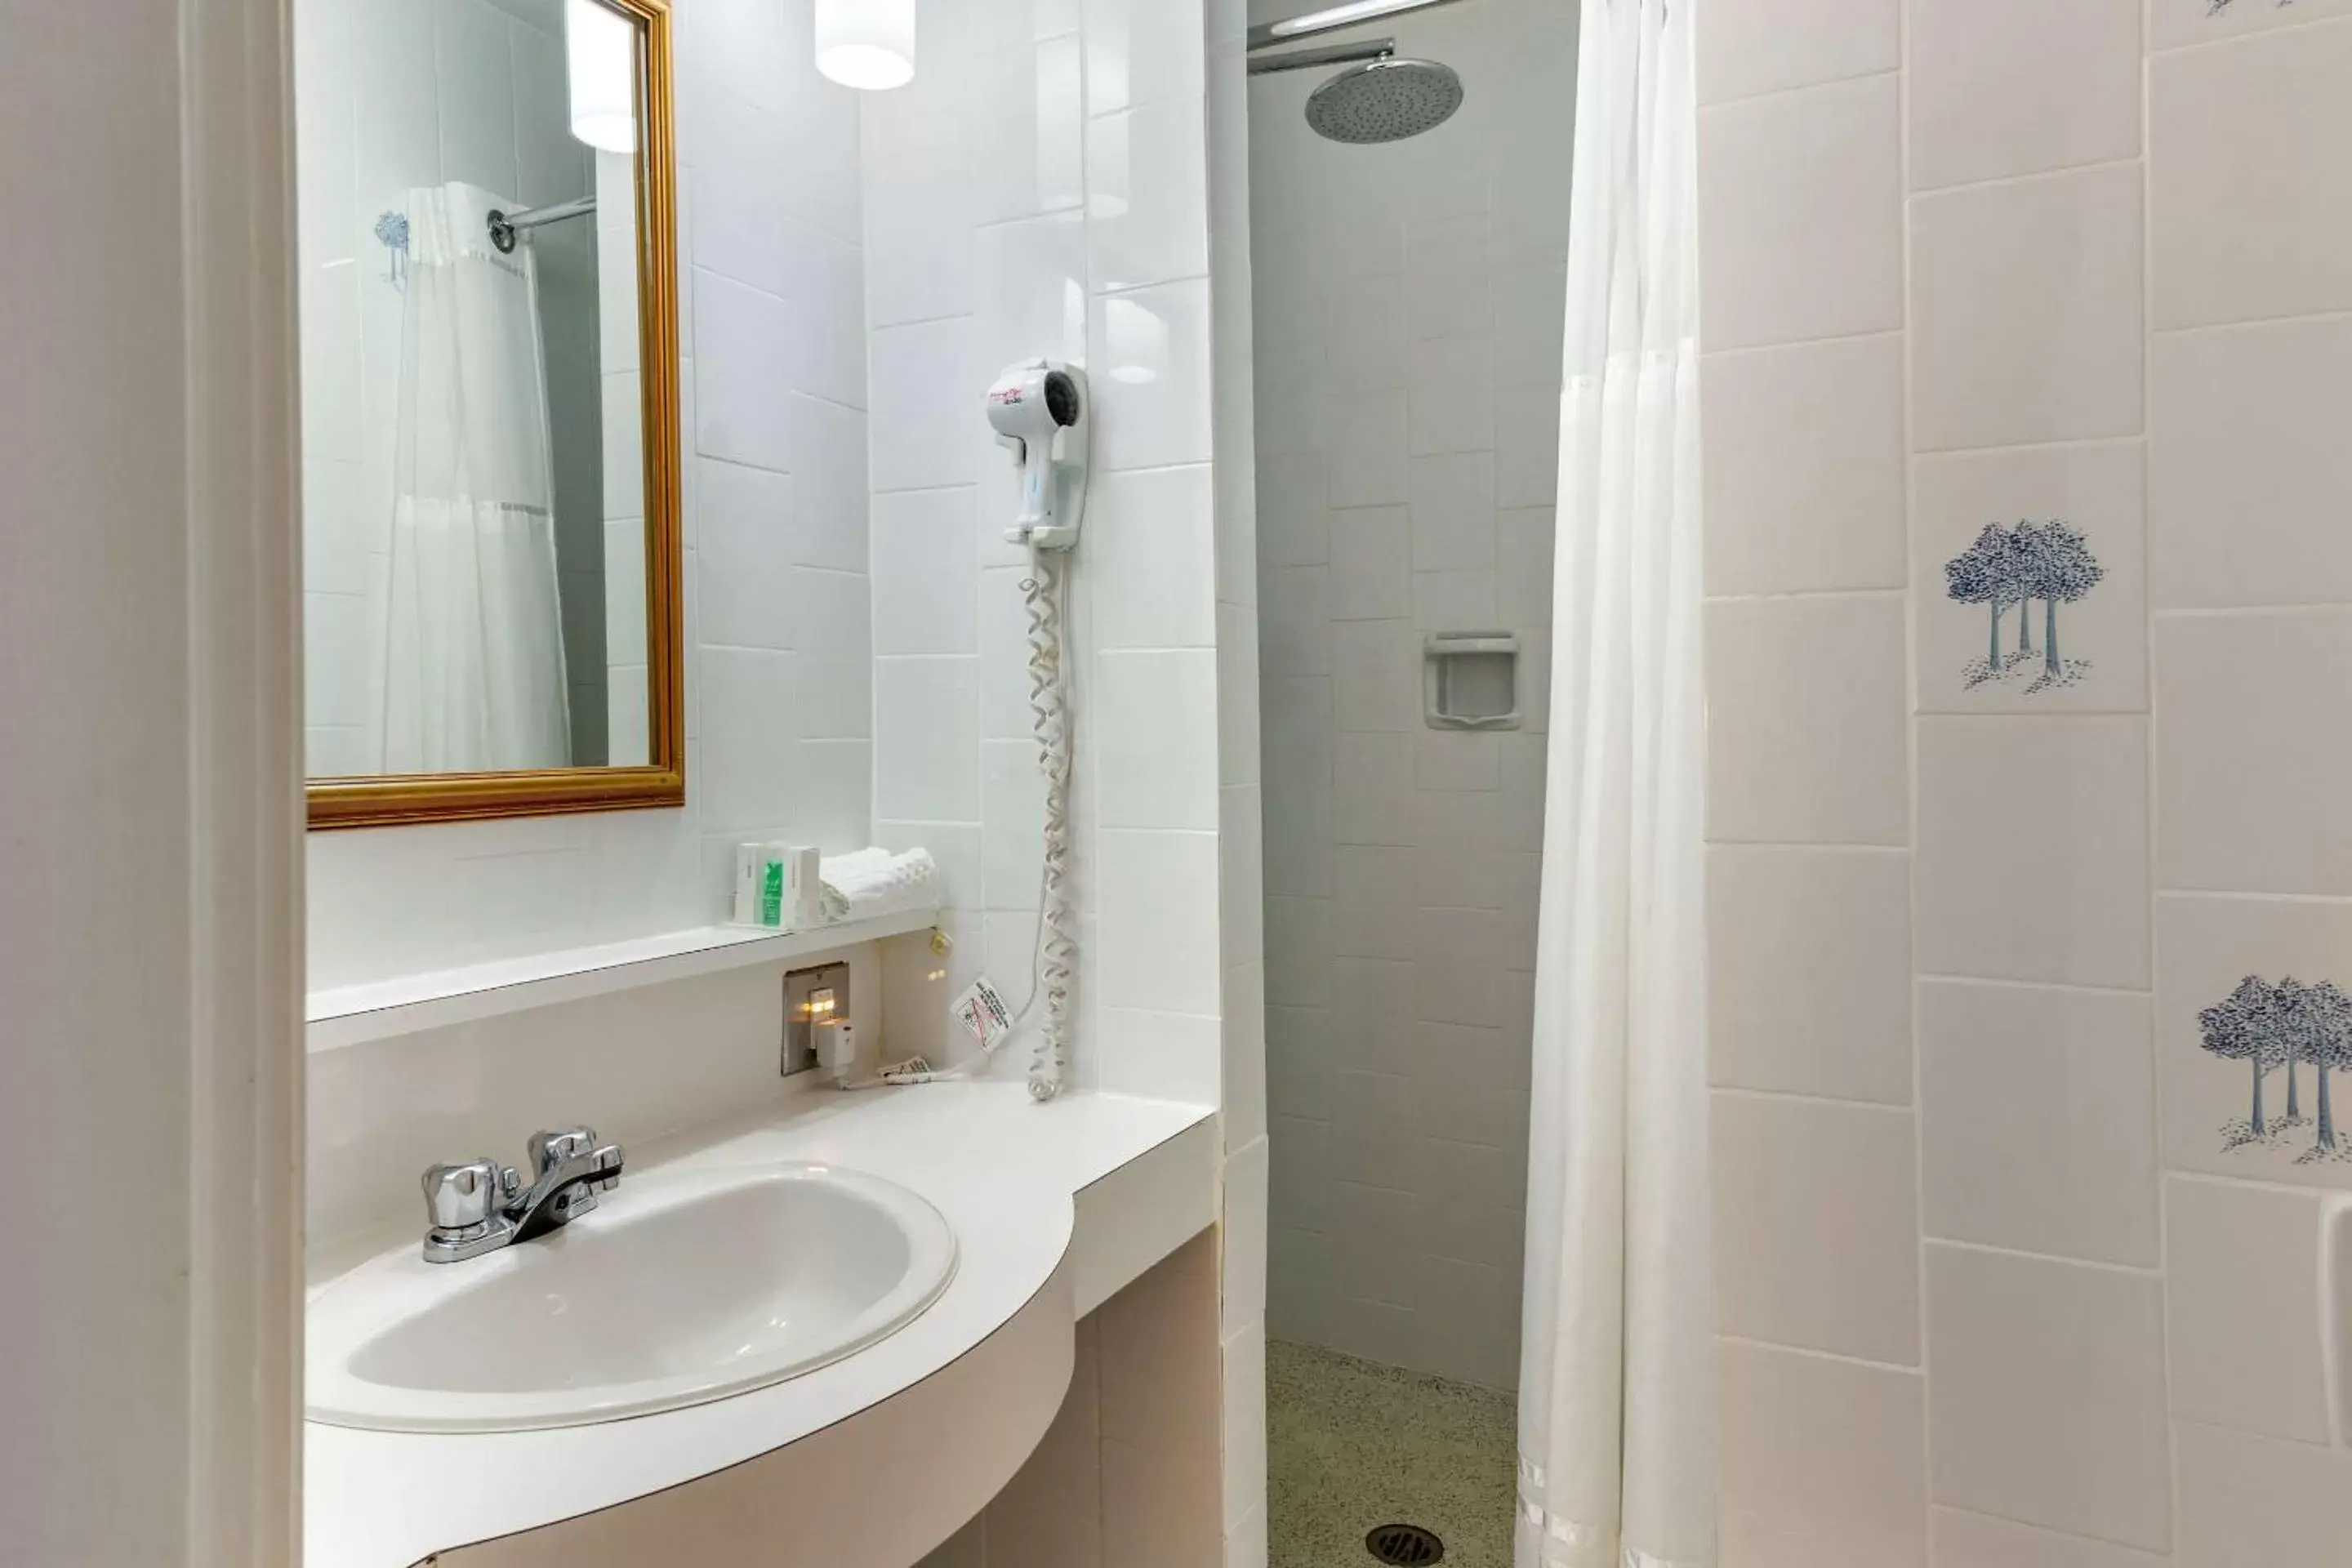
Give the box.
[1365,1523,1445,1566]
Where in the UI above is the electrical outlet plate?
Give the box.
[782,960,852,1077]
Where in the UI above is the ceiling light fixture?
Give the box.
[565,0,637,153]
[816,0,916,91]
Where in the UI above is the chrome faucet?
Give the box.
[419,1125,626,1263]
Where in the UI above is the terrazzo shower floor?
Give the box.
[1268,1339,1516,1568]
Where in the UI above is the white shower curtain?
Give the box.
[1517,2,1712,1566]
[379,180,571,773]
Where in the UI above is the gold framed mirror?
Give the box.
[298,0,681,829]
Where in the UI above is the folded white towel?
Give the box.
[818,847,939,924]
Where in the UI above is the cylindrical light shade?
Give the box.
[566,0,637,154]
[815,0,916,90]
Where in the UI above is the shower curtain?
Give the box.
[1517,2,1712,1566]
[379,180,571,773]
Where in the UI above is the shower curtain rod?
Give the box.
[1245,0,1468,51]
[487,194,597,254]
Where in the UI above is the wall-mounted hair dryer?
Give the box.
[986,359,1089,552]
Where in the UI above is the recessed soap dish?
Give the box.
[1423,631,1520,730]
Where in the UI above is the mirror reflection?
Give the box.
[296,0,657,782]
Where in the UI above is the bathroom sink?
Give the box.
[306,1164,957,1432]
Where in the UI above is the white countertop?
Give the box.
[304,1084,1215,1568]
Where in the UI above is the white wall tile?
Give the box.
[1411,568,1497,632]
[1708,846,1913,1104]
[874,656,980,822]
[1406,334,1494,458]
[1911,165,2144,452]
[973,210,1087,378]
[1327,390,1408,509]
[1091,279,1216,471]
[1084,0,1205,115]
[1702,336,1906,596]
[1919,980,2158,1267]
[1329,507,1411,622]
[2165,1175,2330,1443]
[1496,507,1555,631]
[1717,1339,1928,1568]
[779,224,869,411]
[1915,717,2149,989]
[1695,0,1896,106]
[1409,452,1497,572]
[1217,604,1261,789]
[2151,318,2352,608]
[871,318,978,493]
[2156,611,2352,897]
[980,738,1045,911]
[1911,441,2148,714]
[2150,21,2352,329]
[1697,74,1904,352]
[1905,0,2140,192]
[2155,893,2352,1192]
[699,647,799,833]
[432,0,517,198]
[1255,452,1328,568]
[1494,387,1561,511]
[1713,1092,1922,1364]
[1219,1316,1267,1532]
[2174,1419,2352,1568]
[1098,650,1221,831]
[872,488,979,656]
[693,271,796,471]
[864,152,975,328]
[1925,1244,2172,1552]
[1087,96,1212,294]
[2150,0,2352,49]
[1330,620,1419,734]
[1098,829,1223,1016]
[692,90,794,297]
[1258,564,1330,677]
[1705,595,1909,846]
[791,393,871,569]
[1097,1004,1222,1105]
[1402,215,1491,343]
[1092,464,1218,648]
[1931,1508,2167,1568]
[970,35,1086,228]
[1221,960,1268,1143]
[1490,261,1566,386]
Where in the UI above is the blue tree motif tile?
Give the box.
[1913,442,2147,715]
[2158,895,2352,1192]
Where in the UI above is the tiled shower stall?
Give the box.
[1250,0,1577,1392]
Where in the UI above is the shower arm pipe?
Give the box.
[1245,0,1469,51]
[487,194,598,252]
[1245,37,1395,74]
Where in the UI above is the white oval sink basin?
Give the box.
[307,1164,956,1432]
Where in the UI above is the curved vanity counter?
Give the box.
[304,1085,1217,1568]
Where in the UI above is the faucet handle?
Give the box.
[527,1125,600,1177]
[422,1159,505,1232]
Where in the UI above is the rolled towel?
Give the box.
[818,846,939,924]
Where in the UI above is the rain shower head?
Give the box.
[1303,56,1463,143]
[1245,38,1466,145]
[1245,0,1471,145]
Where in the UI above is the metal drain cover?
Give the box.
[1365,1523,1445,1566]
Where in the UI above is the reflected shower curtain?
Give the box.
[380,181,570,773]
[1517,2,1711,1566]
